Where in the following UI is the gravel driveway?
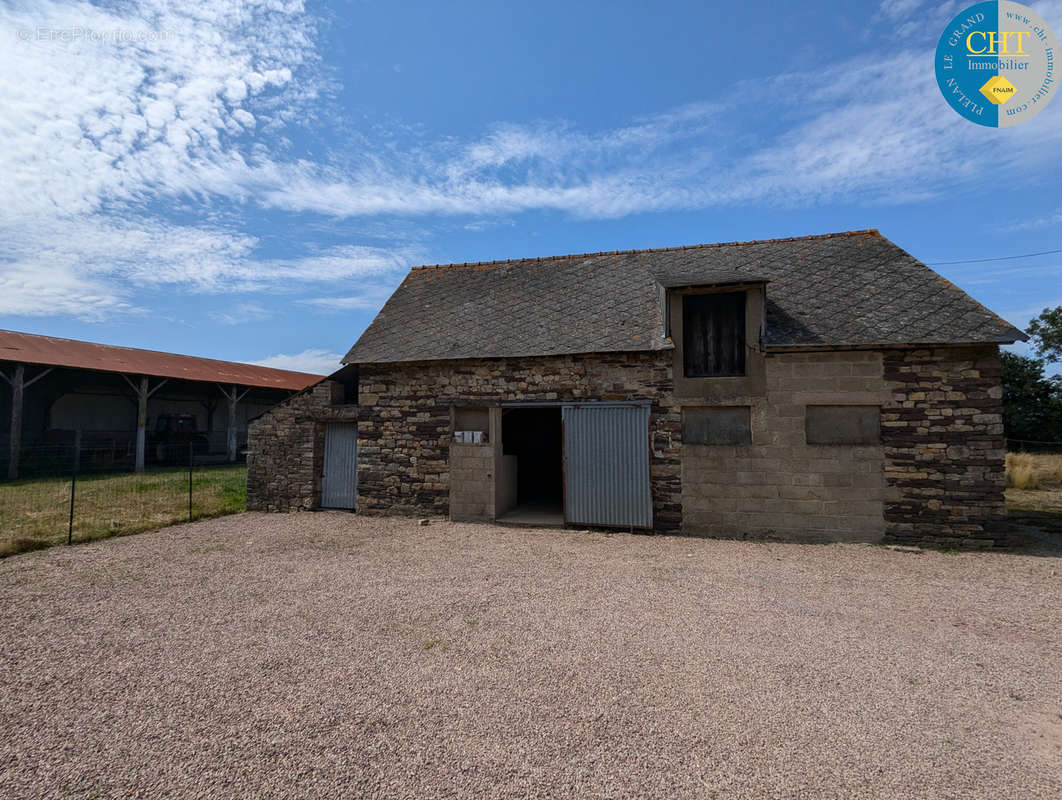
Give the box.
[1,513,1060,799]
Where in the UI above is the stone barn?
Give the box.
[247,230,1026,548]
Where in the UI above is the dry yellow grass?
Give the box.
[1006,452,1062,490]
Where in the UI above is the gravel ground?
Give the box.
[1,513,1060,799]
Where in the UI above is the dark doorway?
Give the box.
[499,406,563,524]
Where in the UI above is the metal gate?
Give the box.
[321,423,357,509]
[562,403,652,528]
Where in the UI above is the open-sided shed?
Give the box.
[0,330,322,478]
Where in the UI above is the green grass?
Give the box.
[0,465,246,557]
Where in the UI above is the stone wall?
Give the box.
[882,345,1008,548]
[246,380,357,511]
[681,351,895,543]
[248,346,1009,548]
[357,352,682,530]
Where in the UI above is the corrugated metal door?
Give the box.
[562,404,652,528]
[321,423,357,509]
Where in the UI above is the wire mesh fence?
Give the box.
[1006,438,1062,454]
[0,443,246,556]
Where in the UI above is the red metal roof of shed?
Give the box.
[0,330,322,390]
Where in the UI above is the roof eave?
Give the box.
[763,336,1026,352]
[343,341,673,367]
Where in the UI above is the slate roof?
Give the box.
[344,230,1025,364]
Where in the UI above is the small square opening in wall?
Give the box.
[682,406,751,445]
[454,406,489,444]
[329,364,358,405]
[805,405,880,445]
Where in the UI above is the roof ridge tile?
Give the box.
[409,229,882,273]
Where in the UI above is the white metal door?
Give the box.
[563,404,652,528]
[322,423,357,509]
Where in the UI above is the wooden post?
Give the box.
[219,384,250,463]
[7,364,24,481]
[227,384,237,462]
[68,430,80,545]
[188,440,194,522]
[2,364,54,481]
[135,375,148,473]
[200,395,218,434]
[121,374,166,474]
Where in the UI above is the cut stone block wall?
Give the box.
[246,380,357,512]
[881,345,1008,548]
[357,352,682,530]
[681,351,894,543]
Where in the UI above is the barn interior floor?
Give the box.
[496,503,564,527]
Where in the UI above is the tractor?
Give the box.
[148,414,210,464]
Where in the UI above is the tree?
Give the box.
[1026,305,1062,364]
[1001,352,1062,443]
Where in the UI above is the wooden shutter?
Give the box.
[682,292,746,377]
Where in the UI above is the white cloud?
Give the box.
[0,258,135,321]
[0,216,253,316]
[252,348,342,375]
[299,285,401,312]
[463,217,516,232]
[962,261,1062,283]
[0,214,415,316]
[0,0,327,316]
[3,0,1062,323]
[256,246,418,286]
[874,1,964,40]
[1,0,317,219]
[5,0,1062,232]
[1014,209,1062,230]
[236,53,1062,220]
[210,302,272,326]
[877,0,926,19]
[999,300,1062,328]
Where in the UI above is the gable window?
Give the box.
[683,292,746,377]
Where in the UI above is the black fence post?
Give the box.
[68,431,80,545]
[188,441,193,522]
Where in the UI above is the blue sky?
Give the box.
[1,0,1060,374]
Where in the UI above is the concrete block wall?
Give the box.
[451,407,514,521]
[450,443,494,521]
[681,351,895,542]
